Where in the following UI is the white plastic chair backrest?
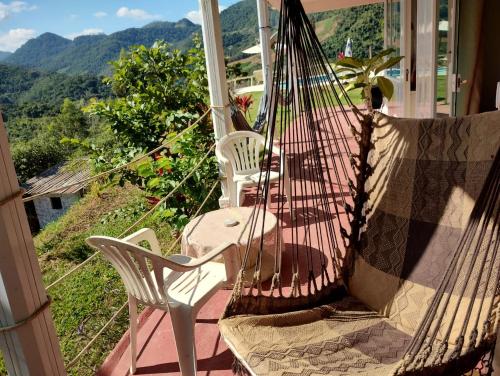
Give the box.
[216,131,265,175]
[86,236,182,306]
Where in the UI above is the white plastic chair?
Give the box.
[216,131,292,209]
[86,228,233,376]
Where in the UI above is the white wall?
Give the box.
[33,193,81,228]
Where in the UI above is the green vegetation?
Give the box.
[3,2,384,74]
[8,99,109,182]
[0,184,177,376]
[321,4,384,60]
[86,40,219,230]
[0,63,110,121]
[336,48,404,112]
[5,20,200,75]
[246,86,364,123]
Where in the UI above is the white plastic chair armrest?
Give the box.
[122,228,162,256]
[164,241,234,272]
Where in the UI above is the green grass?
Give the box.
[436,75,448,103]
[0,184,176,376]
[244,86,364,133]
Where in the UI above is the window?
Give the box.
[50,197,63,210]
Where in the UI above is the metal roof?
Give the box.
[266,0,383,13]
[24,161,90,197]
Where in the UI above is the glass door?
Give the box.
[435,0,457,116]
[415,0,439,118]
[384,0,406,117]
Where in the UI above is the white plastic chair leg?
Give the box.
[236,184,244,207]
[169,304,197,376]
[128,294,138,374]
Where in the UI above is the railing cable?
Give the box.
[23,107,213,203]
[46,144,216,290]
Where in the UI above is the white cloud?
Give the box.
[116,7,160,20]
[0,28,36,51]
[66,28,104,40]
[185,5,226,25]
[185,10,202,24]
[68,13,78,20]
[94,11,107,18]
[0,1,37,21]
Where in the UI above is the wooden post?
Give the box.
[257,0,273,101]
[199,0,234,207]
[0,114,66,375]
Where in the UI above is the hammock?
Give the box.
[218,0,500,375]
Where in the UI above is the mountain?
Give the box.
[0,51,12,61]
[3,0,383,75]
[5,19,200,75]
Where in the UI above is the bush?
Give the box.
[86,37,219,230]
[11,136,66,181]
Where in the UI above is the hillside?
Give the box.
[3,1,383,76]
[3,0,274,75]
[221,0,279,60]
[0,51,11,61]
[5,19,200,75]
[0,63,110,121]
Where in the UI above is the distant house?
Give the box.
[23,161,90,232]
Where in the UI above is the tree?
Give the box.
[86,38,219,230]
[87,38,210,150]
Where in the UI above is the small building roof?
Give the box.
[24,160,90,197]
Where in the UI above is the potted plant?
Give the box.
[336,48,404,113]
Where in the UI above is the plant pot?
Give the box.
[371,86,383,110]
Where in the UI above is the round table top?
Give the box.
[182,206,277,249]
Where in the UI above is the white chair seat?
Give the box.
[233,170,281,185]
[157,255,226,307]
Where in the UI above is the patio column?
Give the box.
[257,0,273,100]
[0,115,66,376]
[199,0,234,207]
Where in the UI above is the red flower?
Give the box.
[338,52,345,60]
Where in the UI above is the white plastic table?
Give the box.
[181,206,279,286]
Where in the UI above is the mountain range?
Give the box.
[0,51,11,61]
[3,0,268,76]
[1,1,383,77]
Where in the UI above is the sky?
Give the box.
[0,0,239,52]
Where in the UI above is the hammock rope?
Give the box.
[220,0,499,375]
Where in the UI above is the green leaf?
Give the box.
[336,57,363,69]
[376,76,395,100]
[366,48,396,69]
[136,162,154,177]
[156,157,171,169]
[341,72,363,80]
[374,56,404,75]
[147,177,161,189]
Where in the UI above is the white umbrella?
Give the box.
[242,44,262,55]
[344,38,353,57]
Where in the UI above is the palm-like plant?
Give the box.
[235,94,254,121]
[336,48,404,113]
